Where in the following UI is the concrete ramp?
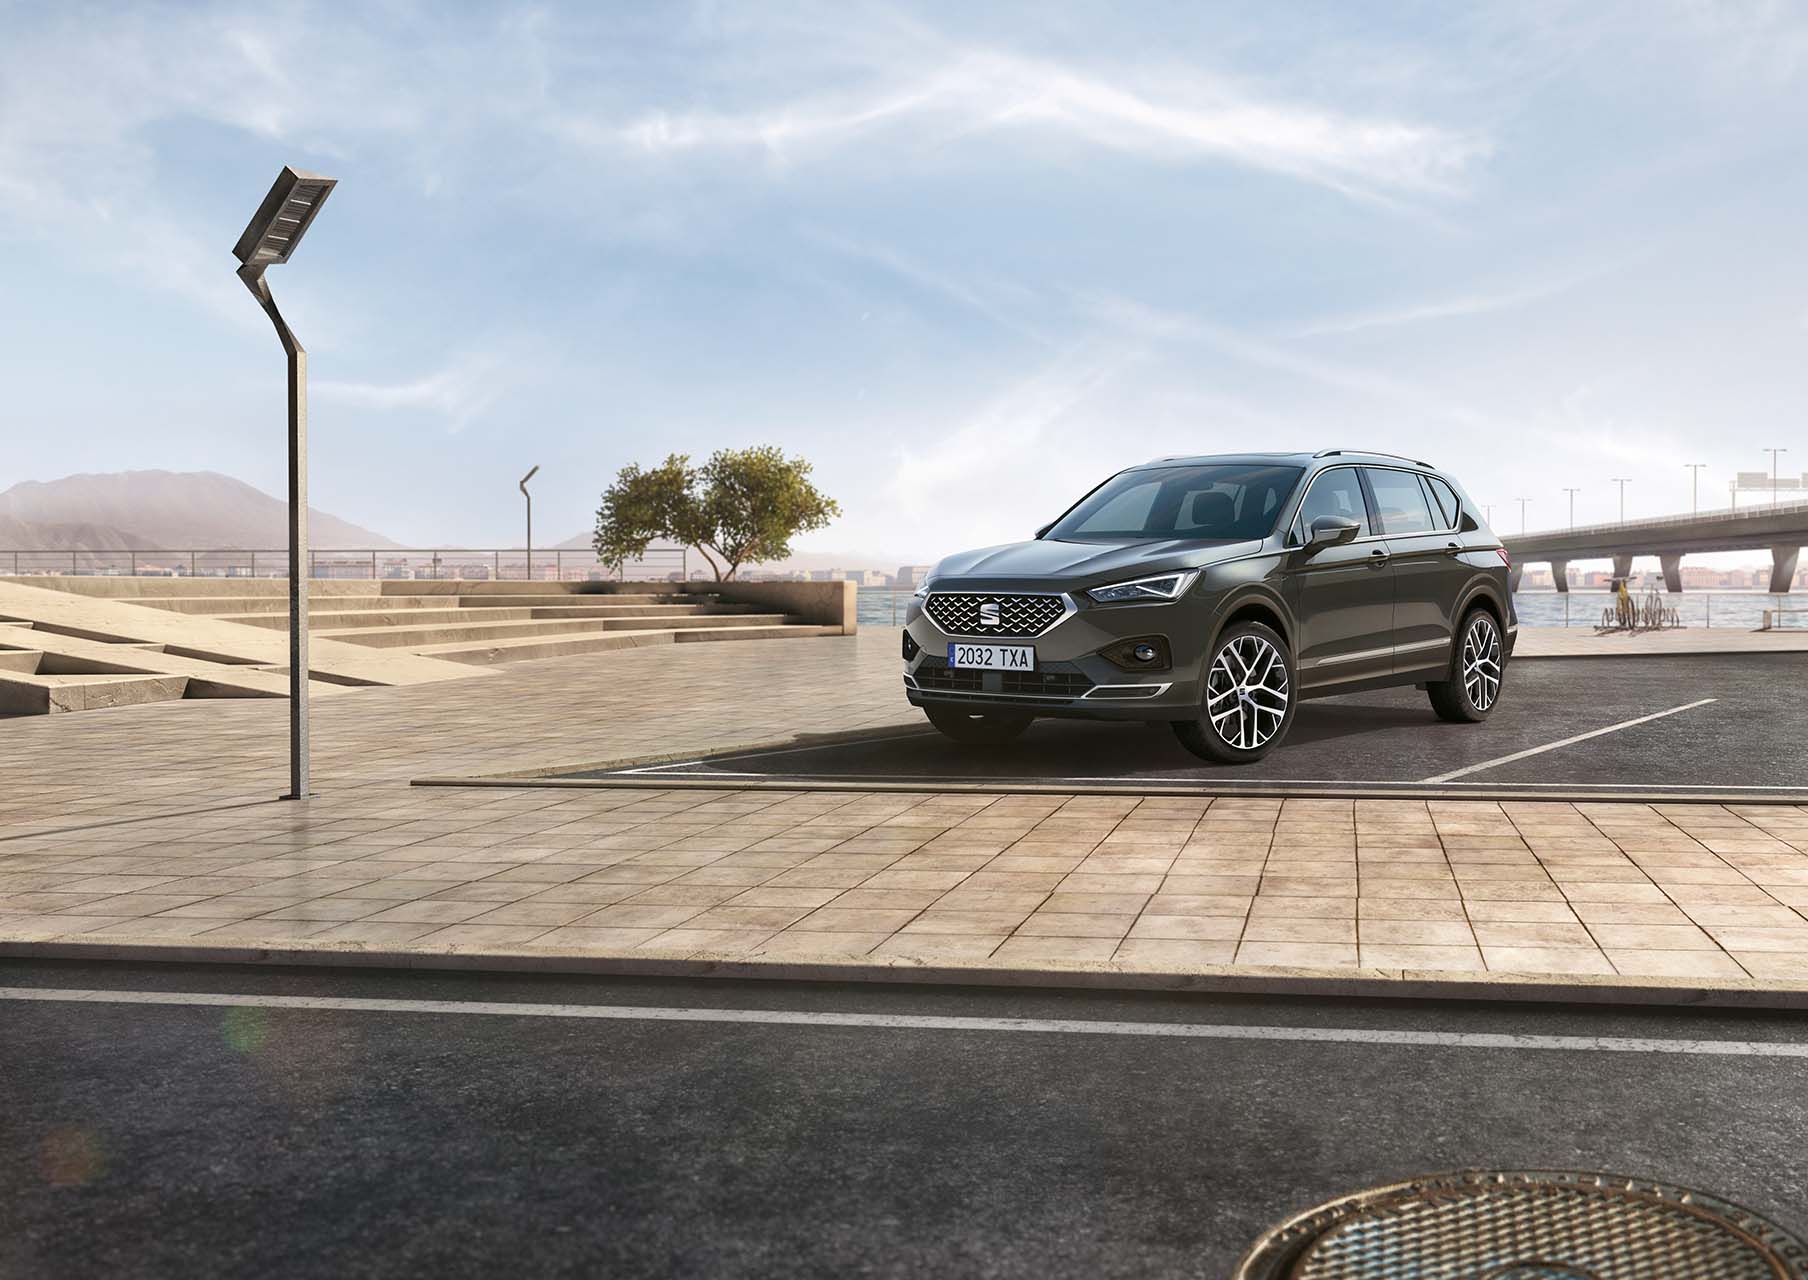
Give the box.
[0,580,485,717]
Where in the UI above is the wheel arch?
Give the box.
[1455,579,1508,635]
[1210,587,1295,654]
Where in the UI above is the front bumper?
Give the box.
[901,589,1210,721]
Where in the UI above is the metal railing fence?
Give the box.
[1,546,689,582]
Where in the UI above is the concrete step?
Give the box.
[0,671,190,715]
[219,603,751,631]
[412,623,843,666]
[452,593,711,609]
[313,613,797,649]
[135,595,445,616]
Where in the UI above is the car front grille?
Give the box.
[912,656,1093,703]
[923,592,1067,638]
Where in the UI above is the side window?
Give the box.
[1363,468,1436,535]
[1294,469,1370,540]
[1423,475,1460,528]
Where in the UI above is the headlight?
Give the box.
[913,579,933,598]
[1085,570,1199,605]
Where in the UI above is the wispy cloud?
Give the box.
[1293,275,1590,337]
[611,47,1487,202]
[888,345,1137,525]
[314,348,536,432]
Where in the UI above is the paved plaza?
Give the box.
[4,628,1808,994]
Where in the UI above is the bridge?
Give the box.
[1500,498,1808,594]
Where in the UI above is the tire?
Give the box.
[923,704,1033,745]
[1428,607,1504,723]
[1172,621,1296,764]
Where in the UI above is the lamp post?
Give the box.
[233,166,337,802]
[1482,504,1495,527]
[1561,487,1581,530]
[1684,464,1706,517]
[519,465,540,580]
[1611,477,1631,525]
[1515,497,1531,535]
[1765,448,1788,505]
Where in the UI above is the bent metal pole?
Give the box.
[233,167,337,800]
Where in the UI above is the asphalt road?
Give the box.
[6,960,1808,1278]
[580,655,1808,798]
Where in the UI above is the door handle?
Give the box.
[1445,541,1461,557]
[1368,548,1391,567]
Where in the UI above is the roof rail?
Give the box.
[1314,449,1434,468]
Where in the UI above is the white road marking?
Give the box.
[603,768,1802,794]
[619,730,939,775]
[5,987,1807,1059]
[1422,698,1719,783]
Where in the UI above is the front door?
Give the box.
[1288,467,1395,691]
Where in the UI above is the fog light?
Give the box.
[1100,635,1171,672]
[902,631,920,661]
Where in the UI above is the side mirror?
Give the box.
[1034,522,1054,540]
[1307,515,1361,551]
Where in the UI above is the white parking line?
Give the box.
[1422,698,1718,783]
[6,987,1806,1059]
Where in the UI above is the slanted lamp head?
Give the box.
[233,167,337,271]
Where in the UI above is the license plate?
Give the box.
[947,642,1034,671]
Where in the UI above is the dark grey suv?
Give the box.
[902,450,1516,763]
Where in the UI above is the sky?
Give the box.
[1,0,1806,566]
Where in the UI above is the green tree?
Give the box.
[592,446,840,581]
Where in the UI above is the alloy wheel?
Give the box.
[1462,615,1501,711]
[1206,633,1290,751]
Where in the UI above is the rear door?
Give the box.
[1360,467,1457,677]
[1287,467,1395,690]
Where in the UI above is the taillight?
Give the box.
[1496,548,1511,568]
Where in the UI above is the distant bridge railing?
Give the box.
[0,547,690,583]
[1507,496,1808,544]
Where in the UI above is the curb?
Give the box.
[7,938,1808,1010]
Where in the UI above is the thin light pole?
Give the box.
[1515,497,1531,534]
[1482,504,1495,527]
[1611,478,1631,525]
[1765,448,1788,505]
[1561,487,1581,530]
[233,167,336,802]
[1684,464,1706,517]
[519,465,540,580]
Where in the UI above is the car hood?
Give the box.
[930,537,1260,585]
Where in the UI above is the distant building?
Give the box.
[894,565,933,590]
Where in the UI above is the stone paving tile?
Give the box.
[3,630,1806,988]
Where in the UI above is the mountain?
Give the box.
[0,515,155,551]
[0,471,399,549]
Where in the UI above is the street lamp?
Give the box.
[1482,504,1495,527]
[1515,497,1531,534]
[233,166,337,802]
[1765,448,1788,504]
[1561,487,1581,530]
[1684,464,1706,517]
[1611,477,1632,525]
[519,465,540,580]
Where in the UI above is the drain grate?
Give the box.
[1235,1171,1808,1280]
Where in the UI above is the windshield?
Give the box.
[1046,463,1304,543]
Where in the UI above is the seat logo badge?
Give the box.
[978,601,1001,627]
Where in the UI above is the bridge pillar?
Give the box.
[1508,563,1522,592]
[1611,555,1633,588]
[1550,559,1569,593]
[1771,546,1800,595]
[1660,554,1683,593]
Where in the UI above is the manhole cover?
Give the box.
[1234,1170,1808,1279]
